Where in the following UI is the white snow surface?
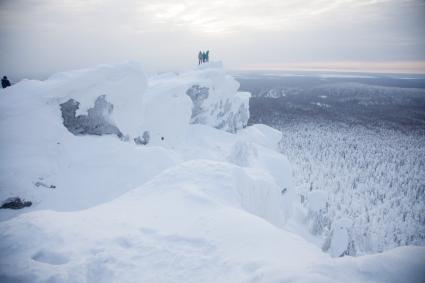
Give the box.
[307,190,328,212]
[0,62,424,283]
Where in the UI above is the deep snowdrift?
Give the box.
[0,62,424,283]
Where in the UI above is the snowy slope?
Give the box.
[0,62,424,282]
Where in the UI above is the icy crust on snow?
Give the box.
[0,62,424,282]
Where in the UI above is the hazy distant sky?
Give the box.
[1,0,424,78]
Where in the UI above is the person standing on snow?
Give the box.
[198,51,203,65]
[1,76,11,89]
[206,50,210,62]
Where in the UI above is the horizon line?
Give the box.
[232,61,425,75]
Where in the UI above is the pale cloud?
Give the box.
[139,0,399,33]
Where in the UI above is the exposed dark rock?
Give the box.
[134,131,150,145]
[60,95,123,138]
[186,85,209,123]
[1,197,32,209]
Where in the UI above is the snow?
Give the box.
[312,102,330,108]
[0,62,424,282]
[327,218,353,257]
[263,88,286,98]
[238,124,283,151]
[307,190,328,212]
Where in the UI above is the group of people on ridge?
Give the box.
[198,50,210,65]
[2,76,11,89]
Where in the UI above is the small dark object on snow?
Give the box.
[134,131,150,145]
[1,76,11,89]
[1,197,32,209]
[34,181,56,189]
[281,188,287,195]
[161,137,164,141]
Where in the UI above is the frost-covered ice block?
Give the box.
[186,84,250,133]
[184,62,250,133]
[139,61,250,144]
[50,62,147,138]
[29,61,248,145]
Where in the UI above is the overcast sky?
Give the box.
[1,0,424,79]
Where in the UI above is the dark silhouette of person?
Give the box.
[206,50,210,62]
[2,76,11,89]
[202,51,207,63]
[198,51,203,65]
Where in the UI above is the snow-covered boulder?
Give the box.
[306,190,331,237]
[145,61,250,142]
[49,62,148,137]
[327,217,354,257]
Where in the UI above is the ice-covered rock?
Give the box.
[0,197,32,210]
[185,61,250,133]
[50,62,148,137]
[145,61,250,139]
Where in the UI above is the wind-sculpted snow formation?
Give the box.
[0,62,424,282]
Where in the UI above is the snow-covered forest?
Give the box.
[243,72,425,256]
[280,123,425,255]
